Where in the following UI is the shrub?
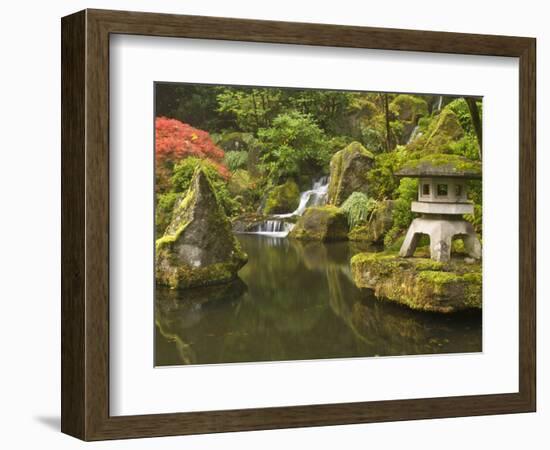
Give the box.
[341,192,377,229]
[155,192,180,238]
[446,98,482,136]
[224,150,249,171]
[171,157,239,217]
[383,177,418,249]
[392,177,418,229]
[367,146,408,200]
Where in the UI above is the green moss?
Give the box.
[397,153,481,178]
[262,179,300,215]
[415,260,444,271]
[327,141,374,206]
[290,205,348,241]
[389,94,429,122]
[406,107,464,154]
[155,192,181,238]
[424,109,463,149]
[417,270,462,284]
[351,251,482,313]
[156,167,248,290]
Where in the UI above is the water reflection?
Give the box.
[155,235,481,366]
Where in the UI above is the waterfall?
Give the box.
[251,220,295,237]
[407,125,421,145]
[435,95,443,112]
[275,175,329,218]
[244,176,330,237]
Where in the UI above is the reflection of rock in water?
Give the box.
[326,266,481,356]
[155,279,247,365]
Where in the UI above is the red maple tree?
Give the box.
[155,117,228,192]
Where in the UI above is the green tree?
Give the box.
[216,87,284,131]
[257,111,331,184]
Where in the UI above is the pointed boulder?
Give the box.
[156,168,247,289]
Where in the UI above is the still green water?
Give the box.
[155,234,481,366]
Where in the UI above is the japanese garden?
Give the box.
[154,83,483,366]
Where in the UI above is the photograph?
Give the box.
[153,83,483,366]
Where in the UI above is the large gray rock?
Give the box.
[156,168,247,289]
[327,142,374,206]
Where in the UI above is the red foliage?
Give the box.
[155,117,228,179]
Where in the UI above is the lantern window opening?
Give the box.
[436,183,448,197]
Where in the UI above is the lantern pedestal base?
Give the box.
[399,217,481,262]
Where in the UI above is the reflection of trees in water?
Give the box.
[155,280,247,365]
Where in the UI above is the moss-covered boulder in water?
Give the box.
[262,179,300,215]
[348,200,394,243]
[289,205,348,241]
[351,252,481,313]
[327,142,374,206]
[156,168,248,289]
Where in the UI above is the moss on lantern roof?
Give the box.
[395,154,482,179]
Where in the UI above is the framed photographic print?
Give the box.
[61,9,536,440]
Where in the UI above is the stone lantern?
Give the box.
[395,155,482,262]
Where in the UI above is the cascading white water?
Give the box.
[275,175,329,219]
[407,125,421,145]
[244,176,330,237]
[436,95,443,112]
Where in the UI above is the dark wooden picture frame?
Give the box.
[61,9,536,441]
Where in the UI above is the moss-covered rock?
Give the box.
[407,108,464,153]
[262,179,300,215]
[216,131,254,152]
[327,142,374,206]
[390,94,429,123]
[156,168,248,290]
[348,200,394,243]
[289,205,348,241]
[350,252,481,313]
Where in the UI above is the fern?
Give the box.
[341,192,377,229]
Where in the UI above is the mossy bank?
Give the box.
[350,251,482,313]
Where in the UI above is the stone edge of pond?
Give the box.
[350,251,482,314]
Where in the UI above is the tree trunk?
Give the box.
[384,93,391,151]
[465,97,483,160]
